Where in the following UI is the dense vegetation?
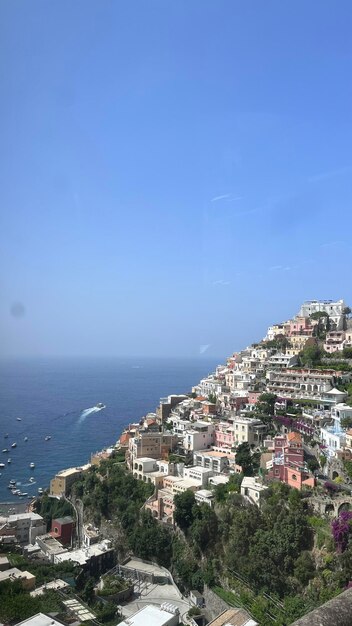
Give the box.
[0,581,63,623]
[72,458,352,626]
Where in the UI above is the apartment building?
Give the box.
[241,476,268,506]
[193,449,234,473]
[267,353,298,368]
[299,299,346,330]
[183,466,214,487]
[266,368,350,401]
[183,421,215,452]
[145,488,175,525]
[324,331,346,353]
[6,513,46,545]
[268,432,314,490]
[227,416,266,447]
[156,394,188,424]
[50,464,91,497]
[126,431,178,470]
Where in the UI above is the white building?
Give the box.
[193,450,233,473]
[267,353,298,368]
[16,615,67,626]
[183,421,215,452]
[183,466,214,487]
[6,513,46,545]
[241,476,268,506]
[119,604,180,626]
[299,299,346,330]
[195,489,215,507]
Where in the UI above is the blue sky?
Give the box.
[0,0,351,358]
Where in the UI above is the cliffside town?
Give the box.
[2,298,352,626]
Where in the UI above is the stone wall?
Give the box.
[202,585,230,620]
[291,588,352,626]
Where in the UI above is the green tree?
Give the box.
[190,504,218,551]
[235,443,259,476]
[299,344,323,367]
[294,551,316,586]
[307,458,319,473]
[174,490,196,530]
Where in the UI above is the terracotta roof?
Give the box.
[287,431,302,443]
[208,608,257,626]
[119,433,131,445]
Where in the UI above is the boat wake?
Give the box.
[78,406,105,423]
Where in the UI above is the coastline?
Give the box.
[0,501,29,516]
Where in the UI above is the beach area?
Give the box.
[0,501,29,517]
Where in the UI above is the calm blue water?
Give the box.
[0,357,219,502]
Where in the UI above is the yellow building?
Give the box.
[50,464,91,497]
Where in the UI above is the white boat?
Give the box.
[30,462,35,469]
[9,479,16,485]
[27,495,33,499]
[0,463,5,468]
[95,403,106,409]
[44,436,51,441]
[7,458,11,464]
[38,487,43,494]
[29,477,35,483]
[2,449,8,453]
[24,437,28,442]
[17,418,22,421]
[11,443,17,448]
[20,492,28,497]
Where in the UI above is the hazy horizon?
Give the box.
[1,1,351,358]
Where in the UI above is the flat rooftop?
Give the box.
[55,540,112,565]
[30,579,69,596]
[123,558,167,578]
[17,614,67,626]
[8,512,43,523]
[0,567,35,583]
[119,604,179,626]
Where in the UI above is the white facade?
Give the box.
[7,513,46,545]
[299,299,345,330]
[268,353,298,368]
[119,604,180,626]
[193,450,232,473]
[195,489,214,507]
[183,422,215,451]
[183,466,214,487]
[241,476,268,505]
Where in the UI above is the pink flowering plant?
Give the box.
[331,510,352,552]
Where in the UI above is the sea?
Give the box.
[0,356,221,503]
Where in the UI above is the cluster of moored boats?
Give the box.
[6,478,44,499]
[1,421,50,498]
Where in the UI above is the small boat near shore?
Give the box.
[2,449,8,453]
[24,437,28,442]
[38,487,43,494]
[30,462,35,469]
[11,443,17,448]
[0,463,5,469]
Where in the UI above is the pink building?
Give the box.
[248,391,261,405]
[269,432,314,490]
[214,423,235,448]
[288,317,314,337]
